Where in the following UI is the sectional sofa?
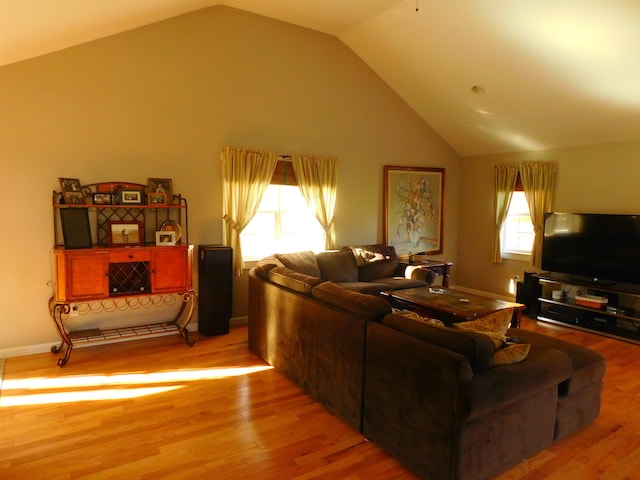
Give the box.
[247,245,606,480]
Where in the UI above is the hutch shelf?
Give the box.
[49,181,197,366]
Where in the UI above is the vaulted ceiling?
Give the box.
[1,0,639,156]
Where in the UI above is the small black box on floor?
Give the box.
[198,245,232,336]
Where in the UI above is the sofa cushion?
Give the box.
[508,328,606,394]
[312,281,392,321]
[317,249,359,282]
[275,251,321,278]
[352,245,399,281]
[267,267,322,294]
[383,312,496,372]
[335,282,394,294]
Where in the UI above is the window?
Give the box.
[501,191,534,258]
[241,184,325,260]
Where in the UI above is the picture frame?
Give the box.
[107,221,143,247]
[93,192,112,205]
[383,166,445,255]
[160,219,182,243]
[147,178,173,204]
[60,208,93,249]
[120,189,143,205]
[156,231,176,246]
[147,192,166,205]
[59,177,85,204]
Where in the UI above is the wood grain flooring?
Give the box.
[1,318,639,479]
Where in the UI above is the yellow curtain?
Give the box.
[221,146,278,276]
[291,155,338,250]
[520,161,557,268]
[492,164,519,263]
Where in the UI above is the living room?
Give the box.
[0,2,639,478]
[1,2,638,357]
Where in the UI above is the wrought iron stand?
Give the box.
[48,291,197,367]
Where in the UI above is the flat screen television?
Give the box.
[542,212,640,286]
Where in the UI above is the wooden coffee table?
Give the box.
[381,287,525,328]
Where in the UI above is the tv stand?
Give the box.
[533,274,640,345]
[567,275,616,287]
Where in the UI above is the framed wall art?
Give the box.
[108,221,143,247]
[383,166,445,255]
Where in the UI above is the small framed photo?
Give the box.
[156,231,176,246]
[108,221,143,247]
[147,192,166,205]
[120,190,143,205]
[59,177,85,204]
[148,178,173,204]
[93,192,112,205]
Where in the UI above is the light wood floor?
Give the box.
[1,318,639,479]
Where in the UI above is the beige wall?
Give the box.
[0,6,461,353]
[457,140,640,297]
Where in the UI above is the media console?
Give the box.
[533,273,640,345]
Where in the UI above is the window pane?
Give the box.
[502,191,534,255]
[241,185,325,260]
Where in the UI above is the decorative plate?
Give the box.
[160,220,182,242]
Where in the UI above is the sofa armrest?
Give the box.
[460,348,572,420]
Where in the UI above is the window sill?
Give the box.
[502,252,531,262]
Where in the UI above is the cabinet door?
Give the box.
[60,251,110,301]
[152,247,192,293]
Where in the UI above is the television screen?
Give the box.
[542,213,640,286]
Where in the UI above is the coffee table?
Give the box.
[381,287,525,328]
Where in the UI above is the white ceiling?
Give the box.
[1,0,639,156]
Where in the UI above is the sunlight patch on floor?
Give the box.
[0,365,273,407]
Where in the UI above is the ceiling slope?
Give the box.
[1,0,639,156]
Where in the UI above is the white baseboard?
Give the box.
[0,317,248,359]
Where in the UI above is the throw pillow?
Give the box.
[275,251,321,278]
[394,310,445,327]
[453,308,513,349]
[351,246,386,266]
[355,245,399,281]
[316,249,359,282]
[494,343,531,365]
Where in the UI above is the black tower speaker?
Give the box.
[198,245,232,336]
[516,271,541,318]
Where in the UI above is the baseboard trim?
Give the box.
[0,317,248,359]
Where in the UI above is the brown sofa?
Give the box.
[363,314,605,480]
[248,246,606,480]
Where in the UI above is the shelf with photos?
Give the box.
[53,178,188,248]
